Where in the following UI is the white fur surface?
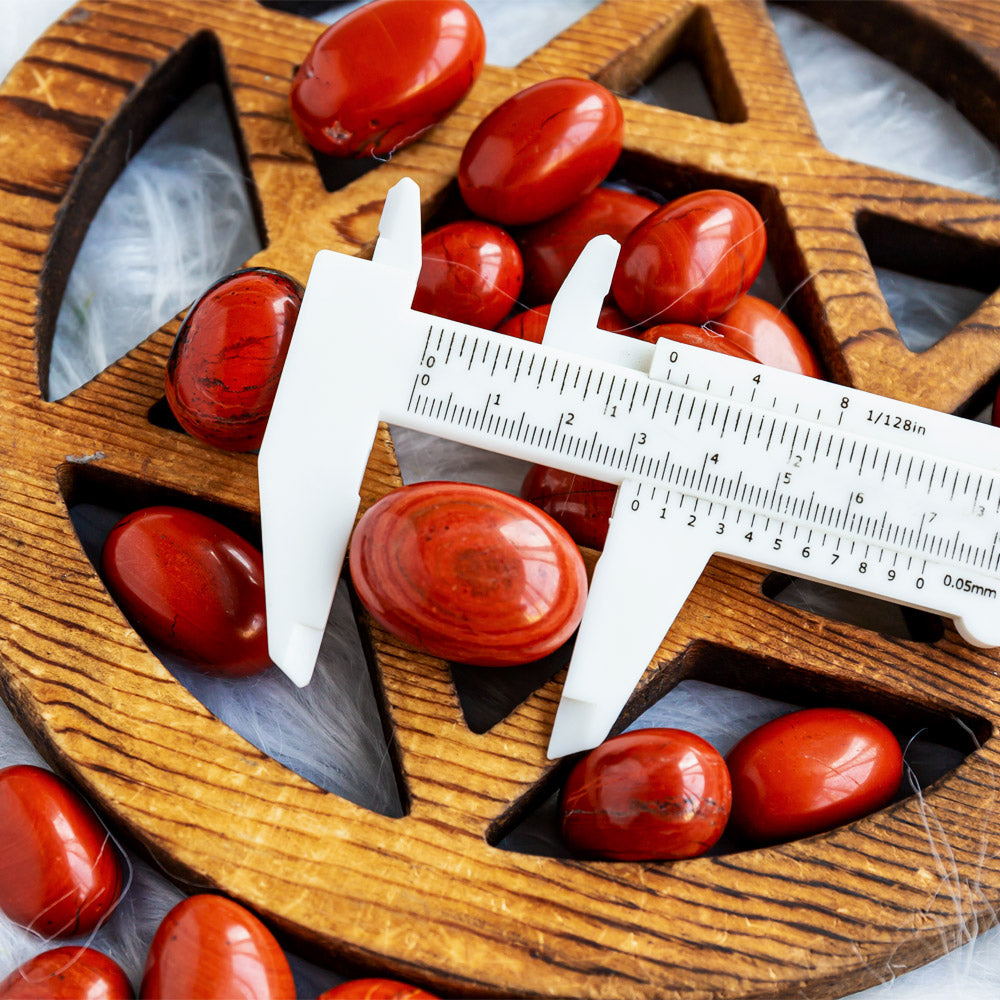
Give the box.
[2,2,1000,997]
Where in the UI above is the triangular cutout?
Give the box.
[493,676,980,857]
[858,212,998,353]
[60,463,404,817]
[624,7,745,123]
[46,32,263,400]
[452,640,574,735]
[762,572,943,643]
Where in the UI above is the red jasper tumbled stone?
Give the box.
[101,506,271,677]
[165,268,302,452]
[639,322,759,361]
[499,302,636,344]
[708,294,823,377]
[726,708,903,844]
[0,765,123,939]
[520,464,616,551]
[289,0,485,158]
[0,947,133,1000]
[613,189,767,326]
[518,186,658,303]
[140,895,295,1000]
[560,729,732,860]
[319,980,438,1000]
[349,482,587,666]
[458,77,624,226]
[412,220,523,329]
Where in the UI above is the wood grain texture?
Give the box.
[2,1,1000,997]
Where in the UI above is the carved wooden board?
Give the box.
[3,1,1000,996]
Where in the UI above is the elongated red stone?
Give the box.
[639,322,758,360]
[165,268,302,452]
[412,220,523,329]
[349,482,587,666]
[101,506,271,677]
[0,947,133,1000]
[613,189,767,325]
[290,0,485,158]
[726,708,903,843]
[140,895,295,1000]
[498,302,636,344]
[458,78,624,225]
[518,186,658,303]
[0,765,123,938]
[560,729,732,860]
[319,980,438,1000]
[707,294,823,377]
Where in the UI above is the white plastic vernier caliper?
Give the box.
[259,177,1000,759]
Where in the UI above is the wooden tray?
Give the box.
[3,1,1000,996]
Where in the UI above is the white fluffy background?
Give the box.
[2,1,1000,997]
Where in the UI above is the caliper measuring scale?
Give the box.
[258,177,1000,759]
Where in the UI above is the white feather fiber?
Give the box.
[3,1,1000,997]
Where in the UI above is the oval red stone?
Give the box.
[639,323,758,360]
[165,268,302,452]
[499,302,637,344]
[319,980,438,1000]
[520,464,616,551]
[726,707,903,843]
[349,482,587,666]
[412,220,523,329]
[708,294,823,377]
[101,506,271,677]
[459,78,624,226]
[0,765,123,938]
[140,894,295,1000]
[613,189,767,325]
[290,0,485,157]
[560,729,732,860]
[518,186,658,303]
[0,947,133,1000]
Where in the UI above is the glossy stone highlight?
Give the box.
[726,707,903,843]
[639,323,758,360]
[458,78,624,225]
[0,765,123,938]
[412,220,523,329]
[290,0,485,158]
[101,506,271,677]
[140,894,295,1000]
[560,729,732,860]
[613,189,767,325]
[349,482,587,666]
[518,186,658,303]
[0,947,133,1000]
[165,268,301,452]
[708,294,823,377]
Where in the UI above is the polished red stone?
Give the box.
[165,268,302,452]
[518,186,658,303]
[708,294,823,377]
[498,302,637,344]
[726,708,903,844]
[0,765,123,938]
[140,894,295,1000]
[290,0,485,157]
[560,729,732,860]
[349,482,587,666]
[412,220,523,329]
[458,78,624,226]
[612,189,767,326]
[101,506,271,677]
[319,980,438,1000]
[520,464,616,551]
[0,947,133,1000]
[639,323,758,360]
